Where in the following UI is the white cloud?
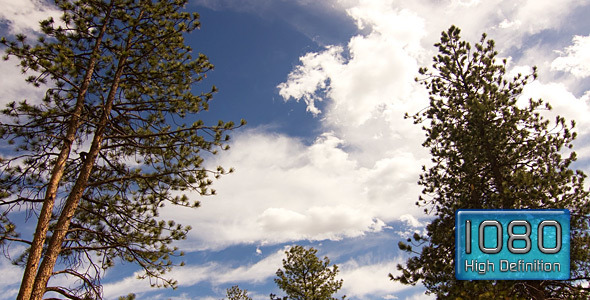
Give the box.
[165,0,590,253]
[519,80,590,128]
[340,258,419,299]
[0,57,47,109]
[161,129,424,250]
[0,0,60,34]
[501,0,585,34]
[279,2,431,173]
[518,80,590,168]
[320,5,428,127]
[552,35,590,78]
[331,0,587,58]
[277,46,345,115]
[399,214,422,228]
[0,0,61,110]
[212,248,284,284]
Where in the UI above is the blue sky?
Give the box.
[1,0,590,299]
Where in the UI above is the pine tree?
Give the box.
[391,26,590,299]
[0,0,244,299]
[271,246,345,300]
[225,285,253,300]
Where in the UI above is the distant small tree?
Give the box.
[271,246,345,300]
[225,285,252,300]
[117,294,136,300]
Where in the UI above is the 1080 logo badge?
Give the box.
[455,209,570,280]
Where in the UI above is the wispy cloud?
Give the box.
[103,247,426,300]
[103,248,285,298]
[192,0,355,45]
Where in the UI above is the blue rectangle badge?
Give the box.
[455,209,570,280]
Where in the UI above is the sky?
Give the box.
[1,0,590,299]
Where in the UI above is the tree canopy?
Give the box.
[392,25,590,299]
[0,0,243,299]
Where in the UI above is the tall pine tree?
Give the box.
[392,26,590,299]
[0,0,243,299]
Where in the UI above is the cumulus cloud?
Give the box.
[278,2,432,175]
[331,0,586,47]
[160,129,424,250]
[277,46,345,115]
[551,35,590,78]
[165,0,590,253]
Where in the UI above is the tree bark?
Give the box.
[29,19,134,299]
[16,5,112,299]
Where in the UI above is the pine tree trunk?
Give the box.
[16,7,112,299]
[29,23,133,299]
